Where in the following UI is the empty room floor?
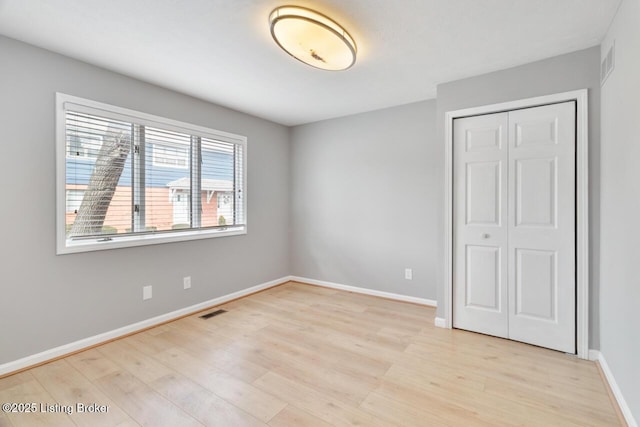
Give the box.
[0,282,621,426]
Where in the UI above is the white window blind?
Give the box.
[57,93,247,254]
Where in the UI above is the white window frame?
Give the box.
[56,93,247,255]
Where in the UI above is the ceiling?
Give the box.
[0,0,621,126]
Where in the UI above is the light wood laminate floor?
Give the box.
[0,281,622,426]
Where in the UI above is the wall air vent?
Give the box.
[601,40,615,86]
[200,309,227,319]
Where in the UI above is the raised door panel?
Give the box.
[466,161,501,226]
[515,249,557,321]
[515,158,557,228]
[514,118,558,148]
[465,245,501,311]
[465,127,502,152]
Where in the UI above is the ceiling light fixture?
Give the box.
[269,6,357,71]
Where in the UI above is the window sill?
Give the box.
[57,226,246,255]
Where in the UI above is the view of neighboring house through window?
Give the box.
[151,141,189,169]
[65,189,85,213]
[144,126,193,232]
[57,93,246,254]
[67,119,102,159]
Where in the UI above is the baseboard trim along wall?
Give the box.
[434,317,447,328]
[289,276,438,307]
[589,350,637,427]
[0,276,290,378]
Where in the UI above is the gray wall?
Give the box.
[435,47,602,347]
[290,100,439,300]
[600,0,640,420]
[0,36,290,365]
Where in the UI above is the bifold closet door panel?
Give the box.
[453,112,509,339]
[507,102,576,353]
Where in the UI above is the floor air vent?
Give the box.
[200,309,227,319]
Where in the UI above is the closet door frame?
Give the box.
[441,89,589,359]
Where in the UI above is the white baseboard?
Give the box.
[590,350,637,427]
[0,276,289,377]
[434,317,447,328]
[289,276,437,307]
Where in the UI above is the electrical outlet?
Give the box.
[405,268,413,280]
[143,285,152,300]
[183,276,191,290]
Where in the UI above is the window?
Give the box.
[56,93,247,254]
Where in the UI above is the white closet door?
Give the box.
[507,102,575,353]
[453,112,509,338]
[453,102,576,353]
